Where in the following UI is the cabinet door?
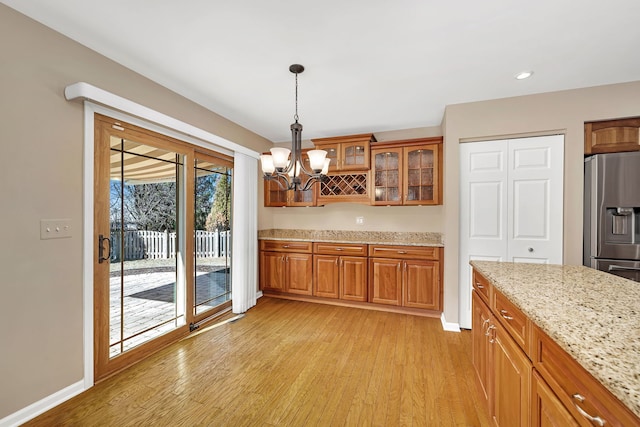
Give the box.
[321,143,341,172]
[314,255,340,299]
[403,144,440,205]
[264,179,288,207]
[286,253,313,295]
[402,259,440,310]
[531,370,579,427]
[368,258,402,305]
[472,292,493,408]
[342,141,370,170]
[493,321,531,427]
[371,147,403,205]
[340,256,367,301]
[260,251,286,291]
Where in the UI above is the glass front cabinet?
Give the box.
[371,138,442,206]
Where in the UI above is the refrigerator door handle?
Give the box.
[608,264,640,272]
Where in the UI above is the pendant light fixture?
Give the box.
[260,64,329,191]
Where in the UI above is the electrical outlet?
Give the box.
[40,219,72,239]
[356,216,364,225]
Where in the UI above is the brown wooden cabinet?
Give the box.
[368,245,442,310]
[263,149,319,207]
[370,137,443,206]
[472,291,493,407]
[492,319,531,427]
[311,133,375,172]
[533,326,640,427]
[313,243,368,301]
[259,240,313,295]
[584,117,640,155]
[472,272,531,427]
[472,268,640,427]
[531,370,580,427]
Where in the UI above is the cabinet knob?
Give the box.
[528,247,534,253]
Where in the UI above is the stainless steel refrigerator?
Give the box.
[584,151,640,281]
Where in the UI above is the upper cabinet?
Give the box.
[370,137,443,205]
[585,117,640,155]
[312,133,375,172]
[263,148,319,207]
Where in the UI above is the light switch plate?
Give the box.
[40,219,72,239]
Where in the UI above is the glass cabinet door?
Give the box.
[342,142,369,170]
[323,143,340,172]
[264,179,287,207]
[403,145,438,205]
[372,148,403,205]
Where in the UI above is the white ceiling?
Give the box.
[4,0,640,142]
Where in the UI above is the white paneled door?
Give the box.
[459,135,564,329]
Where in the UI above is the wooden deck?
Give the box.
[25,297,491,426]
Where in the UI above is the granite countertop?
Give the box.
[258,229,444,247]
[470,261,640,419]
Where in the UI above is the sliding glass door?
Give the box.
[94,114,233,381]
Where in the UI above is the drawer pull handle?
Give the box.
[336,248,344,251]
[499,309,514,320]
[476,282,485,289]
[283,245,289,248]
[572,394,606,426]
[398,251,407,254]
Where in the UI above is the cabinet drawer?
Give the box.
[533,326,640,427]
[493,289,529,352]
[313,242,368,256]
[368,245,440,260]
[472,270,491,305]
[259,240,312,253]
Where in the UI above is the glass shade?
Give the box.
[270,147,291,169]
[321,158,330,175]
[307,149,328,172]
[259,154,275,174]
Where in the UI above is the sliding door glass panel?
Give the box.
[109,137,184,357]
[194,157,233,316]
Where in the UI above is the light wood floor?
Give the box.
[26,297,492,426]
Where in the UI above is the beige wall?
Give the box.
[260,126,444,232]
[442,81,640,324]
[0,5,271,419]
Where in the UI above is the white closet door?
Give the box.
[508,135,564,264]
[458,135,564,329]
[459,140,509,330]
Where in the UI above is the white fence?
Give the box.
[110,230,230,261]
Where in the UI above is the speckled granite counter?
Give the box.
[470,261,640,419]
[258,229,443,247]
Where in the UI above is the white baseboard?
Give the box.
[440,313,461,332]
[0,380,85,427]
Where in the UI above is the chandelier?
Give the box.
[259,64,329,191]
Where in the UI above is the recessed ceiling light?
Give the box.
[515,71,533,80]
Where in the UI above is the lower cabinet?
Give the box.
[368,245,442,310]
[259,240,313,295]
[472,290,530,427]
[472,268,640,427]
[531,370,580,427]
[313,243,368,301]
[259,239,443,315]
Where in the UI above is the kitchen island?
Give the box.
[471,261,640,426]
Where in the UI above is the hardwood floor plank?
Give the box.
[24,297,492,426]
